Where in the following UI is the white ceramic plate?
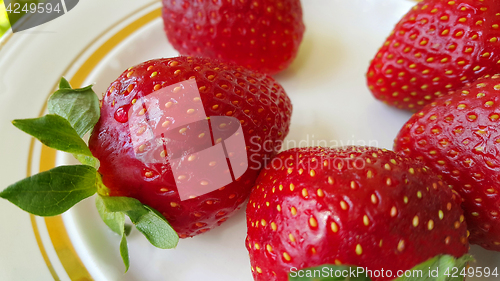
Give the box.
[0,0,499,280]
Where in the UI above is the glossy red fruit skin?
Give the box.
[395,74,500,251]
[162,0,305,75]
[367,0,500,111]
[246,147,468,281]
[89,57,292,238]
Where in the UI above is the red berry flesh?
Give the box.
[162,0,305,75]
[246,147,468,281]
[395,74,500,251]
[367,0,500,111]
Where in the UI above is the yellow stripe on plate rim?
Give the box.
[26,3,162,280]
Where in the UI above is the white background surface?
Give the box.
[0,0,499,280]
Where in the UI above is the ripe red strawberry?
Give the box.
[246,147,468,281]
[367,0,500,111]
[89,56,292,238]
[394,74,500,251]
[162,0,305,75]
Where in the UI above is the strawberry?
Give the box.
[246,147,469,281]
[1,56,292,270]
[162,0,305,75]
[394,74,500,251]
[367,0,500,111]
[89,56,292,238]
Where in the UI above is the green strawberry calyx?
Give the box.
[288,254,474,281]
[0,78,179,272]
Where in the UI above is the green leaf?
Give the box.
[396,255,474,281]
[58,77,71,89]
[100,196,144,213]
[15,78,101,167]
[74,154,100,169]
[99,196,179,249]
[134,205,178,249]
[12,115,92,157]
[120,233,130,272]
[96,195,131,272]
[289,265,371,281]
[124,224,132,236]
[48,80,100,138]
[0,165,97,216]
[95,195,125,235]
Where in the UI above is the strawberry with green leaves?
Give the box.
[0,56,292,270]
[246,147,470,281]
[90,56,292,237]
[367,0,500,111]
[162,0,305,75]
[395,74,500,251]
